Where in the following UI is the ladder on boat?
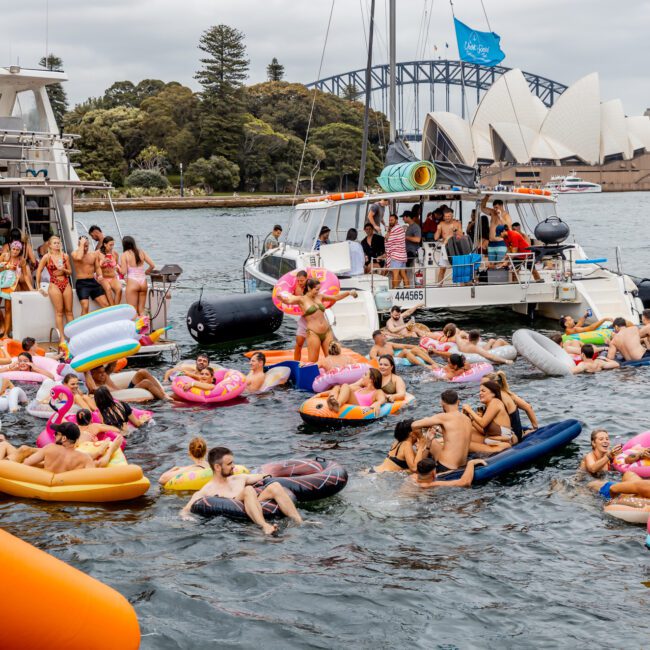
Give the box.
[20,188,67,252]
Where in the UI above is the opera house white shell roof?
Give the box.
[422,69,650,166]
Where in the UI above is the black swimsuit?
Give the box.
[508,407,524,442]
[387,441,409,470]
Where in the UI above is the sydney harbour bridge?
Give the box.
[307,59,567,143]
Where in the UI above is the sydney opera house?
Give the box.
[421,70,650,191]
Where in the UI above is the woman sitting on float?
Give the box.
[461,381,514,450]
[322,367,386,415]
[95,386,151,432]
[277,278,357,363]
[373,419,427,473]
[377,354,407,403]
[0,352,55,381]
[158,437,209,486]
[483,371,538,440]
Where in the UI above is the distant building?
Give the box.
[422,70,650,167]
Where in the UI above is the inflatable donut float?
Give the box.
[512,329,574,377]
[190,458,347,519]
[172,368,246,404]
[431,362,493,383]
[299,393,415,427]
[562,327,613,345]
[312,363,370,393]
[612,431,650,479]
[272,267,340,316]
[162,464,250,491]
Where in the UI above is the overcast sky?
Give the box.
[2,0,648,119]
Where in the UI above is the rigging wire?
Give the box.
[292,0,336,202]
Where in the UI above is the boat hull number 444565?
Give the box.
[390,289,424,305]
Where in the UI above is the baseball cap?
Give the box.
[495,225,506,236]
[51,422,81,441]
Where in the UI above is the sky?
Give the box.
[2,0,648,120]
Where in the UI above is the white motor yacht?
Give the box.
[0,65,179,359]
[545,173,602,194]
[244,189,642,341]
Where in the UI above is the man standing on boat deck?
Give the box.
[88,225,105,251]
[403,211,422,277]
[481,196,512,264]
[434,207,462,284]
[367,198,389,234]
[607,318,650,362]
[263,225,282,251]
[71,236,109,315]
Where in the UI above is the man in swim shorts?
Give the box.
[480,196,511,264]
[410,389,473,472]
[369,330,437,367]
[589,474,650,501]
[409,457,487,489]
[453,330,513,366]
[559,312,612,336]
[433,207,462,284]
[572,344,620,374]
[181,446,304,534]
[384,304,428,338]
[23,422,94,473]
[607,317,650,362]
[87,364,170,401]
[71,235,108,315]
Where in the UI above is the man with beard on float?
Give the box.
[164,353,213,382]
[181,447,304,535]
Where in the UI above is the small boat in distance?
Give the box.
[545,172,602,194]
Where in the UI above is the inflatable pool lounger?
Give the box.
[439,419,582,483]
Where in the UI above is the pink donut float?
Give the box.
[420,335,456,353]
[272,267,340,316]
[172,369,246,404]
[613,431,650,479]
[312,363,370,393]
[431,362,494,383]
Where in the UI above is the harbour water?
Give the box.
[2,192,650,648]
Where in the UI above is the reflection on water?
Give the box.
[3,194,650,648]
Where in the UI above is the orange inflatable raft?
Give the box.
[0,463,150,502]
[245,347,369,366]
[0,528,140,649]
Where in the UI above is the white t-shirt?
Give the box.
[348,241,365,276]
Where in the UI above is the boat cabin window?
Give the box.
[284,209,311,247]
[11,90,41,132]
[260,253,296,279]
[332,203,363,242]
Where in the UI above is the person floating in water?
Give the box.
[580,429,622,477]
[181,447,303,535]
[408,457,487,489]
[571,344,620,374]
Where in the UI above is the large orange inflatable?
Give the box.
[0,528,140,649]
[244,347,368,366]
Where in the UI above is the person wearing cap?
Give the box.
[263,224,283,251]
[23,422,94,473]
[499,224,542,281]
[314,226,330,251]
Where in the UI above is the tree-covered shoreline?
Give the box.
[58,24,389,193]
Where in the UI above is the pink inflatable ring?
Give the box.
[613,431,650,478]
[431,362,494,383]
[172,369,246,404]
[420,334,455,353]
[272,267,340,316]
[312,363,370,393]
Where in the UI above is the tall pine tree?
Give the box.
[266,58,284,82]
[195,25,249,162]
[39,54,68,132]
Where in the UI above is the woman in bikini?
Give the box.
[374,418,426,472]
[483,371,538,440]
[36,235,73,343]
[158,437,209,485]
[2,228,36,286]
[377,354,407,402]
[580,429,623,477]
[94,386,150,432]
[62,373,97,412]
[120,235,155,317]
[0,241,34,336]
[323,367,385,416]
[462,381,514,447]
[278,278,357,363]
[98,236,122,305]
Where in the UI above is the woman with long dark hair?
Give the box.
[94,385,148,431]
[119,236,155,316]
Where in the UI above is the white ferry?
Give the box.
[244,188,643,340]
[0,65,179,358]
[545,173,602,194]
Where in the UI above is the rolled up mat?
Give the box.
[377,161,437,192]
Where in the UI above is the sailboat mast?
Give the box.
[357,0,375,191]
[389,0,396,142]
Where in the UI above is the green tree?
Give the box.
[195,25,249,161]
[342,83,361,101]
[39,54,68,132]
[75,122,126,185]
[125,169,170,189]
[102,81,138,108]
[135,145,168,172]
[311,122,381,190]
[185,155,240,192]
[266,58,285,82]
[133,79,166,105]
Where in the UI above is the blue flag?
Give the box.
[454,18,505,67]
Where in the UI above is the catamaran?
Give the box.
[545,172,602,194]
[0,65,179,358]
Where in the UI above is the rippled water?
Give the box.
[3,193,650,648]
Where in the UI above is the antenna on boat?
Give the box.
[45,0,49,67]
[357,0,376,190]
[388,0,396,144]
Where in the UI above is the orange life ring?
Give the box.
[303,191,365,203]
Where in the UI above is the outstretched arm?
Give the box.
[511,393,538,429]
[440,459,487,487]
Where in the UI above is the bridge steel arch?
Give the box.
[307,59,568,142]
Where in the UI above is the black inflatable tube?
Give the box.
[186,292,283,344]
[190,459,348,520]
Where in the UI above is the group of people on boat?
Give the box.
[0,224,154,343]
